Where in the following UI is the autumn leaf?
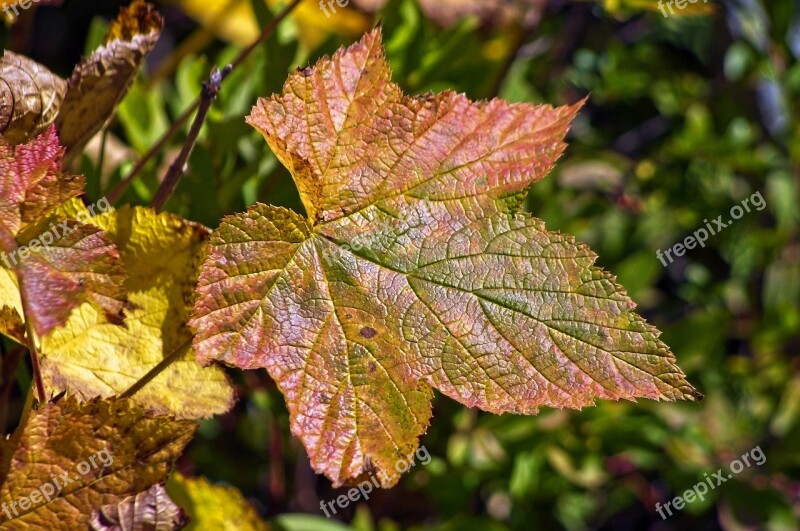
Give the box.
[190,29,700,487]
[0,270,25,343]
[0,397,196,529]
[0,127,126,338]
[55,0,163,154]
[90,484,188,531]
[40,205,234,420]
[0,51,66,145]
[166,473,268,531]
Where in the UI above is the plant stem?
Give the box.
[150,65,231,212]
[20,305,45,404]
[107,0,302,205]
[0,226,46,403]
[106,100,200,204]
[120,338,191,399]
[228,0,302,72]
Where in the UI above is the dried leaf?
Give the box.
[0,127,126,338]
[40,206,235,420]
[166,473,268,531]
[191,30,700,487]
[0,397,196,529]
[55,0,163,154]
[0,51,66,144]
[90,484,188,531]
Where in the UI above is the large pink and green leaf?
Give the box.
[190,29,700,488]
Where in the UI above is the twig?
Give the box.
[151,65,231,212]
[107,0,302,205]
[228,0,302,72]
[107,100,200,204]
[120,338,191,399]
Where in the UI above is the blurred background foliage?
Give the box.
[2,0,799,529]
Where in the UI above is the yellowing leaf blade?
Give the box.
[41,206,234,420]
[0,397,195,529]
[166,473,268,531]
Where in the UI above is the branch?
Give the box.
[106,0,302,205]
[106,100,200,204]
[151,65,231,212]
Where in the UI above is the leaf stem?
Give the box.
[0,226,46,403]
[107,0,302,205]
[120,338,192,399]
[20,304,45,404]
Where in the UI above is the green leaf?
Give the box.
[191,29,700,488]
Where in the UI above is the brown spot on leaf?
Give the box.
[360,326,377,339]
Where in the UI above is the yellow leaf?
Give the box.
[172,0,370,49]
[40,206,234,420]
[167,473,269,531]
[0,267,24,343]
[0,396,196,529]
